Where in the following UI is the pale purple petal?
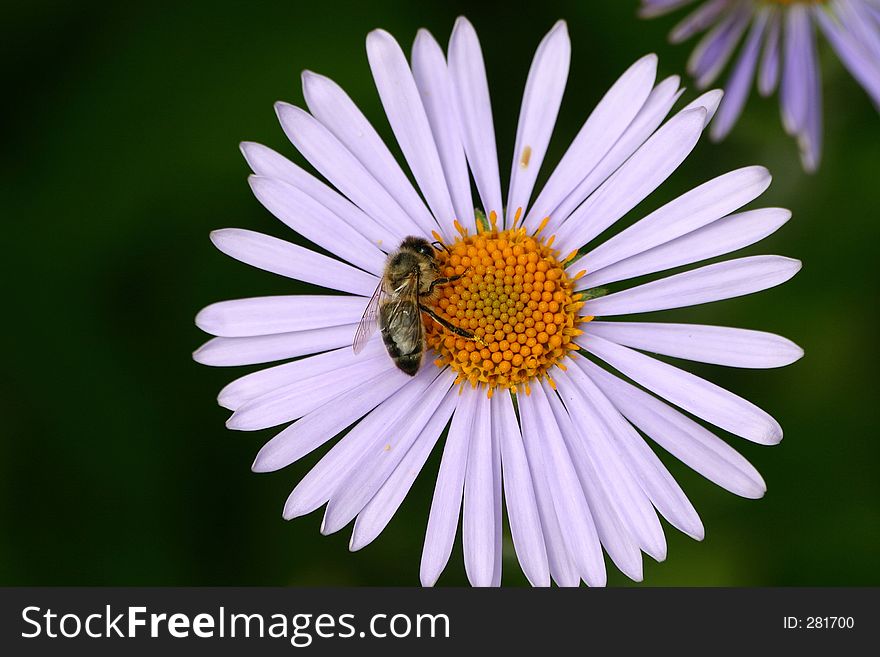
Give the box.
[251,366,413,472]
[758,9,781,96]
[816,5,880,107]
[420,387,479,586]
[543,384,645,581]
[350,387,458,551]
[322,368,453,535]
[552,371,667,562]
[195,294,367,338]
[581,359,767,499]
[240,142,398,251]
[448,17,503,218]
[506,20,570,226]
[248,175,388,276]
[669,0,731,44]
[797,12,823,173]
[579,333,783,445]
[680,88,725,125]
[582,255,801,317]
[284,367,440,520]
[274,102,423,236]
[227,350,393,431]
[492,391,550,587]
[781,5,811,135]
[688,4,751,89]
[584,321,803,369]
[640,0,700,19]
[411,30,475,227]
[554,107,707,254]
[210,228,379,296]
[366,30,457,231]
[567,359,704,540]
[549,75,683,229]
[525,54,658,231]
[217,340,384,411]
[571,166,771,276]
[517,390,581,587]
[520,385,606,586]
[463,394,499,587]
[301,71,439,237]
[711,9,769,141]
[836,0,880,63]
[193,324,357,367]
[575,207,791,289]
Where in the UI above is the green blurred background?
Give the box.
[3,0,878,586]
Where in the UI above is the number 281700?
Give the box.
[808,617,854,629]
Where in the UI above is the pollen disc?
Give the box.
[426,215,592,393]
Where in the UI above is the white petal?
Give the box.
[549,75,683,229]
[227,351,392,431]
[322,368,452,535]
[553,371,667,562]
[251,367,413,473]
[195,295,367,338]
[572,166,771,276]
[284,367,439,520]
[448,17,503,218]
[575,207,791,289]
[561,362,704,541]
[240,142,397,251]
[581,359,767,498]
[584,321,803,369]
[543,385,645,581]
[350,387,458,551]
[517,391,581,587]
[554,107,707,254]
[506,20,570,226]
[463,394,500,587]
[217,339,384,411]
[680,88,725,125]
[210,228,379,296]
[579,333,783,445]
[193,324,357,367]
[520,385,606,586]
[366,31,456,230]
[420,387,479,586]
[525,54,658,231]
[582,255,801,317]
[411,29,475,226]
[492,392,550,587]
[274,102,423,236]
[301,71,439,237]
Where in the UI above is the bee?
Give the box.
[353,236,479,375]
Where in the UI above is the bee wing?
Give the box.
[352,281,386,354]
[381,273,424,354]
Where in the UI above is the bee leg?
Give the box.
[419,304,486,346]
[421,272,467,297]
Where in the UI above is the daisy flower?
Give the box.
[639,0,880,172]
[194,17,803,587]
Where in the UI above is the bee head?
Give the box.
[400,236,436,259]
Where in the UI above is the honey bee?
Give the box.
[353,236,478,375]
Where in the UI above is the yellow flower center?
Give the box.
[426,211,592,395]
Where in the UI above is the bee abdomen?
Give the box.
[381,326,422,376]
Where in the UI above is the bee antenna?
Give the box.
[431,240,450,253]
